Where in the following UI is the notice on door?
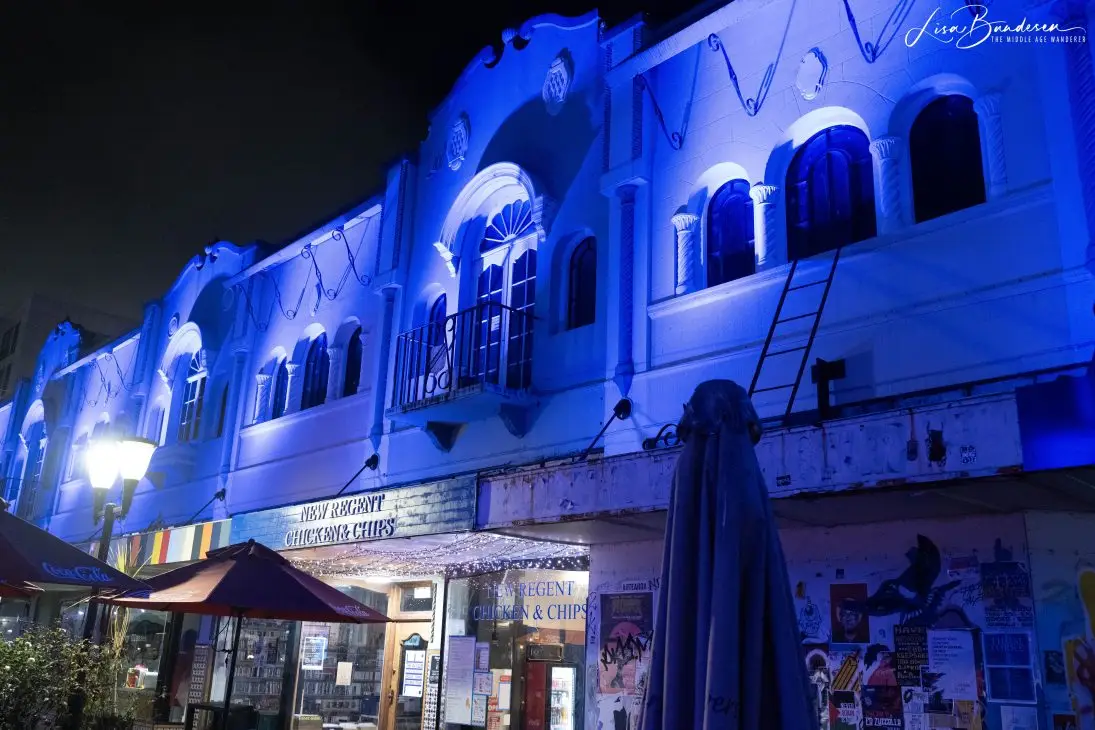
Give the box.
[445,637,476,725]
[403,649,426,698]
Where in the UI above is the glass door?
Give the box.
[384,623,431,730]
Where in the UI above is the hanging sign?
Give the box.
[230,476,476,550]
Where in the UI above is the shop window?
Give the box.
[177,353,206,443]
[910,95,986,223]
[271,359,290,419]
[343,327,363,397]
[301,333,330,410]
[566,238,597,330]
[786,125,876,261]
[291,585,390,728]
[443,569,589,729]
[707,179,756,287]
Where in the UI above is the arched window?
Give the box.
[910,95,986,223]
[786,126,876,261]
[301,333,330,410]
[343,327,363,397]
[271,359,290,420]
[566,238,597,330]
[215,386,229,437]
[507,249,536,389]
[707,180,755,287]
[177,353,206,443]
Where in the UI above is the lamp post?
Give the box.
[82,436,157,641]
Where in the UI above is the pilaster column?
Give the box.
[749,184,781,269]
[357,330,370,396]
[615,185,637,396]
[973,93,1008,200]
[671,213,700,295]
[370,291,396,447]
[253,374,271,423]
[326,346,344,402]
[285,364,302,414]
[869,136,904,234]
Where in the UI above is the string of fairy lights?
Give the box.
[288,533,589,581]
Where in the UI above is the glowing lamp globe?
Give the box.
[118,437,156,482]
[86,441,119,491]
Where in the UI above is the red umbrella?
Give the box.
[0,581,42,599]
[102,539,389,728]
[0,508,147,593]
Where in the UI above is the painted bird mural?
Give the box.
[853,534,970,628]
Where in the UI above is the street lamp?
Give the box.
[83,436,157,641]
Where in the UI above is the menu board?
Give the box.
[445,637,476,726]
[402,650,426,698]
[187,644,211,705]
[300,636,327,670]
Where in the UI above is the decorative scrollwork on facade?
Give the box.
[707,33,775,117]
[635,74,683,150]
[642,422,681,451]
[842,0,917,63]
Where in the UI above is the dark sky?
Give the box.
[0,0,698,321]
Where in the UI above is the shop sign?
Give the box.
[470,578,587,622]
[229,476,476,550]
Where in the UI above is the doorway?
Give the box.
[382,622,431,730]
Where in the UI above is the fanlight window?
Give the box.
[481,200,534,253]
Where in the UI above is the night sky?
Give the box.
[0,0,699,321]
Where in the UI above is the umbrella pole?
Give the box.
[220,612,244,730]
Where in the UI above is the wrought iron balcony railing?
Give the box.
[392,301,534,411]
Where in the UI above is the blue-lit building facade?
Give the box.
[2,0,1095,728]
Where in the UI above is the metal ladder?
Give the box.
[748,248,843,424]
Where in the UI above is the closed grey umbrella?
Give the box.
[640,380,817,730]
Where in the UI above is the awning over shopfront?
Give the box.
[80,519,231,573]
[284,532,588,580]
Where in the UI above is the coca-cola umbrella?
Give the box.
[0,581,42,599]
[102,539,390,727]
[0,508,148,593]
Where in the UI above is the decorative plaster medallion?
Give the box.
[447,113,470,172]
[795,48,828,101]
[542,51,574,116]
[168,313,180,336]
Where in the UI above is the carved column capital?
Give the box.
[869,135,903,161]
[670,212,699,234]
[749,184,779,206]
[255,373,271,385]
[973,91,1003,119]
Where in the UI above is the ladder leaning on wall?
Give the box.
[747,247,843,425]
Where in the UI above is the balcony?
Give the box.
[387,302,538,450]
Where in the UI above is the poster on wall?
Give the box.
[445,636,476,726]
[981,562,1035,628]
[1000,704,1038,730]
[926,630,977,701]
[862,685,904,728]
[402,649,426,698]
[984,632,1035,703]
[804,644,831,730]
[829,690,859,730]
[894,627,928,688]
[300,636,328,670]
[830,584,871,644]
[599,592,654,695]
[1064,637,1095,728]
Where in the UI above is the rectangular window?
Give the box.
[178,375,206,443]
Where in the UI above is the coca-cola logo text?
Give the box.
[41,563,114,583]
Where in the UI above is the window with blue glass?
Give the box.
[507,249,536,389]
[301,333,330,410]
[343,327,363,397]
[566,238,596,330]
[706,180,756,287]
[427,294,449,376]
[785,126,876,261]
[177,353,206,442]
[215,386,229,438]
[474,265,504,385]
[910,95,986,223]
[272,359,290,419]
